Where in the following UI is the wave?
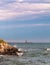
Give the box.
[13,45,17,48]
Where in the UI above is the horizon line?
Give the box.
[4,40,50,43]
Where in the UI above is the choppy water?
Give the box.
[0,43,50,65]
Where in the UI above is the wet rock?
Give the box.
[0,39,23,56]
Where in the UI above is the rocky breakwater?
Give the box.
[0,39,23,56]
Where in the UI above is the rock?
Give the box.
[0,39,23,56]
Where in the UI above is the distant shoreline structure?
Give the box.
[5,40,32,43]
[6,41,50,44]
[4,39,50,43]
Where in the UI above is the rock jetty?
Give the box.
[0,39,23,56]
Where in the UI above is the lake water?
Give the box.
[0,43,50,65]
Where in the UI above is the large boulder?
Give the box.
[0,39,23,56]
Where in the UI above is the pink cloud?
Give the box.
[0,2,50,20]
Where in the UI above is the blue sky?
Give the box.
[0,0,50,42]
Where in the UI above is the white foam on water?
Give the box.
[18,48,23,51]
[47,48,50,51]
[13,45,17,48]
[0,55,4,57]
[16,52,23,56]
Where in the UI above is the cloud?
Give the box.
[0,24,50,29]
[16,0,50,3]
[21,0,50,3]
[0,2,50,20]
[17,0,24,2]
[0,0,50,3]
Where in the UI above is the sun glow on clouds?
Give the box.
[17,0,23,2]
[0,1,50,20]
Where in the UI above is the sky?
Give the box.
[0,0,50,42]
